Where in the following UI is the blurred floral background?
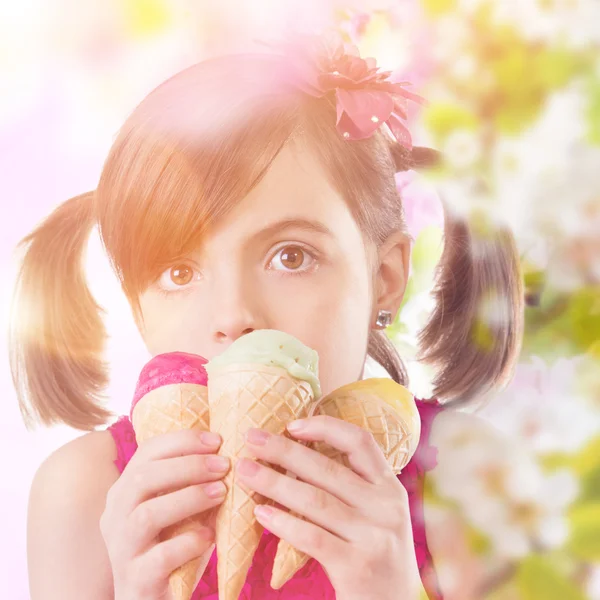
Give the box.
[0,1,598,598]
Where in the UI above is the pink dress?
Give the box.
[108,398,445,599]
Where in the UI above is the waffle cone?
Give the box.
[208,363,315,600]
[131,383,210,600]
[271,380,420,590]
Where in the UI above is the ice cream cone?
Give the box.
[208,361,316,600]
[270,378,421,590]
[132,383,210,442]
[130,352,210,600]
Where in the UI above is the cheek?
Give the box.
[269,272,371,397]
[315,288,372,397]
[138,293,206,355]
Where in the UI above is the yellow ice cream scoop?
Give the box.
[272,377,421,589]
[321,378,420,447]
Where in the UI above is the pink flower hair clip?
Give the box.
[271,32,426,149]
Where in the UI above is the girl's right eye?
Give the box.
[157,264,200,293]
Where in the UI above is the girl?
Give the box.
[10,35,523,599]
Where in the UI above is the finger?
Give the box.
[286,416,390,484]
[121,454,230,515]
[244,428,369,508]
[128,482,227,553]
[236,458,357,541]
[253,503,345,567]
[127,429,222,466]
[135,527,214,591]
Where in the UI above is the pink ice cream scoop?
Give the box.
[130,351,211,600]
[130,351,208,420]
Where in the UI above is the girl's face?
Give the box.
[138,141,381,397]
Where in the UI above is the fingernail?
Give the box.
[237,458,260,477]
[206,456,229,472]
[254,505,274,521]
[246,428,270,446]
[287,419,306,433]
[201,432,221,446]
[204,481,227,498]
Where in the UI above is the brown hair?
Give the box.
[9,54,523,430]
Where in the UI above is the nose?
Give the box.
[209,270,262,344]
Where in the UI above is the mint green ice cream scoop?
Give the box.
[205,329,321,398]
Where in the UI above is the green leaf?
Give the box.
[587,77,600,145]
[578,466,600,506]
[386,316,409,340]
[567,504,600,561]
[571,436,600,477]
[523,268,546,291]
[540,452,574,472]
[492,44,530,91]
[486,41,549,133]
[422,104,479,142]
[464,523,491,555]
[517,555,588,600]
[522,287,600,358]
[541,437,600,479]
[567,286,600,353]
[534,48,584,90]
[410,226,443,291]
[494,94,545,134]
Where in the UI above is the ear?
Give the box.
[372,231,411,326]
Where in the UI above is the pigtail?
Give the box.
[388,144,441,173]
[369,142,523,406]
[9,192,111,431]
[367,330,409,387]
[416,205,525,406]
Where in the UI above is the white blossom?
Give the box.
[491,84,596,238]
[587,566,600,600]
[429,410,580,559]
[442,129,483,171]
[479,355,600,456]
[497,0,600,47]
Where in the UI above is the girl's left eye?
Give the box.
[268,245,316,273]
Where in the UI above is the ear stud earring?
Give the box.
[375,310,392,329]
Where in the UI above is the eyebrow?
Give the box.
[249,217,335,244]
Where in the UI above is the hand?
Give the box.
[238,416,422,600]
[100,429,230,600]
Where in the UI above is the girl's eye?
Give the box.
[158,264,199,291]
[269,245,315,273]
